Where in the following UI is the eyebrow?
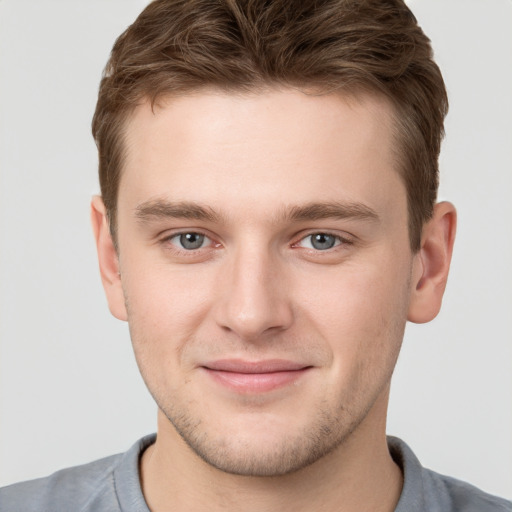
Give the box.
[284,201,379,223]
[134,199,379,225]
[135,200,221,223]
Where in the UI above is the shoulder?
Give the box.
[422,469,512,512]
[388,436,512,512]
[0,453,122,512]
[0,434,155,512]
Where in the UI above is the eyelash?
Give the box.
[293,232,353,251]
[163,231,218,253]
[161,230,353,255]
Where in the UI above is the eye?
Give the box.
[169,232,210,250]
[298,233,342,251]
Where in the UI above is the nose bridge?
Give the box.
[215,241,293,339]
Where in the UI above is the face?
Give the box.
[110,89,417,476]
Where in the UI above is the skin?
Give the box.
[92,88,456,512]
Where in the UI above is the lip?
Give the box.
[201,359,312,393]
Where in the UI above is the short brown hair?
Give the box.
[92,0,448,251]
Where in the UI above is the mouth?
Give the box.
[201,359,313,393]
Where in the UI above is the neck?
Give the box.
[140,390,403,512]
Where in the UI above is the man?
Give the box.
[0,0,510,510]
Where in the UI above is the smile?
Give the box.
[201,359,312,393]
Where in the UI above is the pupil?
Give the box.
[312,233,335,250]
[180,233,204,250]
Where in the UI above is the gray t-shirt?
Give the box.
[0,435,510,511]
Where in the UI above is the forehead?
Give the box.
[119,88,403,222]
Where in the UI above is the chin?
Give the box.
[187,437,334,477]
[165,406,359,477]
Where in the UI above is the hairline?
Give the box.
[106,83,422,252]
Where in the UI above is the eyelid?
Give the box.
[160,229,221,251]
[292,231,354,249]
[170,232,209,250]
[157,228,354,255]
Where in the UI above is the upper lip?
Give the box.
[202,359,311,373]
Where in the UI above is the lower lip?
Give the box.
[203,368,310,393]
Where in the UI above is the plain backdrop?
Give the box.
[0,0,511,500]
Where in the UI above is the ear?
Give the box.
[90,196,128,321]
[408,201,457,324]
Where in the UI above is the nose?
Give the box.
[214,246,294,341]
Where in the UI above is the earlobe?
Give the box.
[90,196,128,321]
[407,202,457,324]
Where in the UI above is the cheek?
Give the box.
[297,257,411,367]
[121,259,216,363]
[123,253,212,315]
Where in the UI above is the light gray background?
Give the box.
[1,0,511,500]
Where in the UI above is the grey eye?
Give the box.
[296,233,341,251]
[296,233,343,251]
[310,233,337,250]
[177,232,206,250]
